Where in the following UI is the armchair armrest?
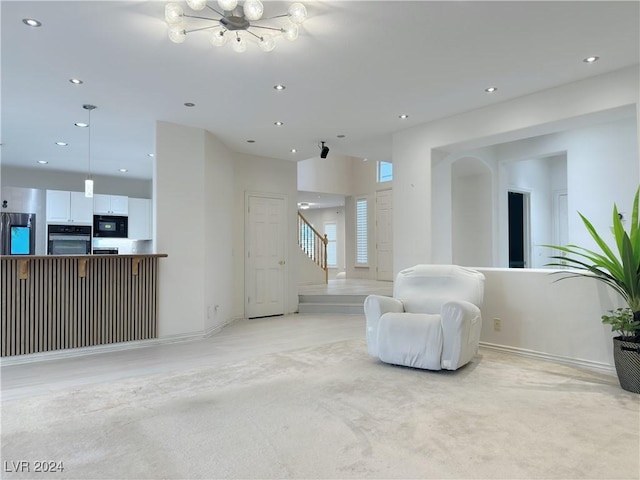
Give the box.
[364,295,404,358]
[440,300,482,370]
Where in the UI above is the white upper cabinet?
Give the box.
[127,198,152,240]
[94,194,128,215]
[46,190,93,224]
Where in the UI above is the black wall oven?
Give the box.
[93,215,128,238]
[48,225,92,255]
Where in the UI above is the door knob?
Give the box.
[279,260,285,265]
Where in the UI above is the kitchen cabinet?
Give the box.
[46,190,93,224]
[128,198,152,240]
[94,194,128,215]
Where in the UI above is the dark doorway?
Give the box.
[508,191,527,268]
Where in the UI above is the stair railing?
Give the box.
[298,212,329,283]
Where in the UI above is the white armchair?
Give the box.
[364,265,485,371]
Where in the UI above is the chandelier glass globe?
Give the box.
[168,25,187,43]
[231,35,247,53]
[210,30,227,47]
[243,0,264,21]
[186,0,207,10]
[282,23,299,41]
[217,0,237,11]
[288,3,307,24]
[165,3,184,24]
[259,35,275,52]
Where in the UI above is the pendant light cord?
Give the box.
[88,108,92,180]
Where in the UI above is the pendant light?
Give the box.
[83,104,97,197]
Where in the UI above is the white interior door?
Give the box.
[376,189,393,281]
[246,195,286,318]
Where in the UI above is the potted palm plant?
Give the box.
[547,188,640,393]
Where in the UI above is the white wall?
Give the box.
[451,158,493,267]
[479,268,623,368]
[155,122,207,337]
[204,131,235,333]
[297,154,355,195]
[155,122,235,338]
[393,66,640,367]
[297,248,327,285]
[232,153,298,317]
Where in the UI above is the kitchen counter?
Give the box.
[1,254,167,356]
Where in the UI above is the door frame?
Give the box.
[244,191,288,319]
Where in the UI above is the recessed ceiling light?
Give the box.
[485,86,498,93]
[119,168,128,173]
[291,148,297,153]
[247,139,256,143]
[398,114,409,119]
[583,56,599,63]
[337,134,346,138]
[184,102,195,107]
[23,18,41,27]
[148,153,155,157]
[274,121,284,126]
[37,160,48,164]
[55,141,68,146]
[69,78,83,85]
[74,122,88,128]
[273,84,286,91]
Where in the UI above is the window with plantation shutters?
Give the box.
[325,222,337,267]
[356,198,368,265]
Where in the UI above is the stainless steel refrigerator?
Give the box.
[0,212,36,255]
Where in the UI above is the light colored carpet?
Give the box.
[1,339,638,479]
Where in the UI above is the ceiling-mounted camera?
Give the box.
[319,141,329,159]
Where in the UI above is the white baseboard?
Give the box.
[0,316,243,367]
[479,342,616,375]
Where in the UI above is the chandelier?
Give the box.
[165,0,307,53]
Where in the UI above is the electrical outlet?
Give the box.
[493,318,502,331]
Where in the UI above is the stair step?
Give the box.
[298,294,368,305]
[298,302,364,315]
[297,293,370,315]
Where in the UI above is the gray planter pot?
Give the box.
[613,336,640,394]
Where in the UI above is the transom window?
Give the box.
[377,161,393,183]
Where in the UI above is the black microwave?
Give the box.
[93,215,128,238]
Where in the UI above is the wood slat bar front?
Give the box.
[1,254,167,357]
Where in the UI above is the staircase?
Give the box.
[298,212,328,283]
[298,293,367,315]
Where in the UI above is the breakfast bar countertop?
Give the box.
[0,253,168,259]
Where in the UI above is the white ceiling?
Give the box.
[2,1,639,180]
